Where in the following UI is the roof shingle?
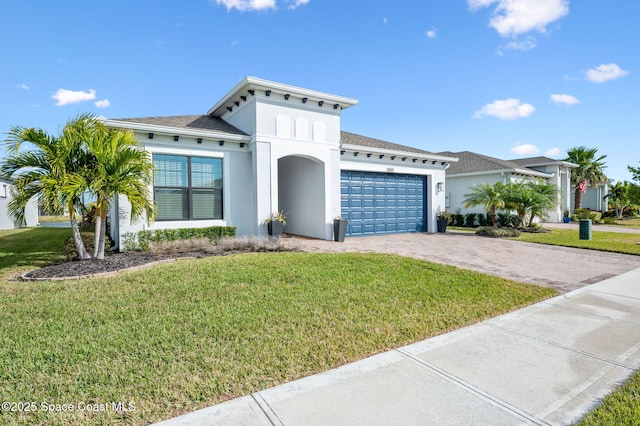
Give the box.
[436,151,540,175]
[111,115,248,136]
[341,131,433,155]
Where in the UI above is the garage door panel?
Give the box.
[341,170,426,237]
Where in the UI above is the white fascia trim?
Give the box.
[208,76,359,116]
[341,144,459,163]
[448,168,553,179]
[105,120,251,142]
[521,160,578,168]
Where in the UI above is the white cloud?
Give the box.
[545,147,562,157]
[17,83,29,90]
[511,144,540,155]
[287,0,309,9]
[51,88,96,106]
[550,93,580,106]
[383,17,388,24]
[94,99,111,108]
[426,29,437,39]
[585,63,629,83]
[473,98,535,120]
[469,0,569,37]
[503,38,535,52]
[231,40,239,46]
[213,0,308,11]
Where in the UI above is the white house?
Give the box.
[0,178,39,230]
[105,77,457,248]
[436,151,577,222]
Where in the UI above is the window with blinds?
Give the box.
[153,154,223,221]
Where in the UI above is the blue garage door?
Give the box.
[341,171,427,236]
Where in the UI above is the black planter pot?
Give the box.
[436,217,448,233]
[333,219,348,242]
[267,221,284,236]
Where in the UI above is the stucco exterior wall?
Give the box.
[445,173,505,216]
[111,133,254,249]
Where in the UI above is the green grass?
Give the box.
[0,252,556,425]
[514,228,640,255]
[609,217,640,229]
[579,370,640,425]
[38,215,73,223]
[0,227,71,280]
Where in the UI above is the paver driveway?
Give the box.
[286,231,640,293]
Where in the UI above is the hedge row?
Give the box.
[123,226,236,251]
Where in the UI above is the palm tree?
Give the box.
[463,182,506,227]
[565,146,607,210]
[78,120,156,260]
[1,115,94,259]
[604,181,630,219]
[508,180,557,227]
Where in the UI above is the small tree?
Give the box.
[463,182,506,227]
[1,115,95,259]
[604,181,630,219]
[503,180,557,227]
[72,117,156,260]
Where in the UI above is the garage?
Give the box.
[340,170,427,236]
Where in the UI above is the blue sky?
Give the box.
[2,0,638,183]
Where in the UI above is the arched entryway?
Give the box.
[278,156,326,239]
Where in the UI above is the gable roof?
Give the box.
[509,156,577,168]
[108,114,248,136]
[341,131,434,155]
[436,151,552,177]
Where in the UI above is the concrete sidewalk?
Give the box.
[155,267,640,426]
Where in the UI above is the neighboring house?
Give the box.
[0,178,39,230]
[105,77,458,248]
[569,182,610,213]
[436,151,576,223]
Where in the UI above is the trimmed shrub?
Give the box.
[475,227,521,238]
[464,213,477,227]
[603,217,616,225]
[575,208,602,222]
[453,213,465,227]
[496,212,518,228]
[123,226,237,251]
[477,213,489,227]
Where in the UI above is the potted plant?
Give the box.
[563,209,571,223]
[333,216,348,242]
[263,210,287,236]
[437,211,451,233]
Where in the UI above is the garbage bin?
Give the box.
[579,219,592,240]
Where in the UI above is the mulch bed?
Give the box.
[23,251,205,279]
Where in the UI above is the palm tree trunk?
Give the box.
[489,207,497,227]
[574,187,582,210]
[96,208,108,260]
[68,202,90,260]
[93,214,102,259]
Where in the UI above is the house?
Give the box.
[105,77,458,248]
[436,151,577,222]
[0,178,39,230]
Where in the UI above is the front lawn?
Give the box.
[0,227,71,280]
[579,369,640,425]
[514,228,640,256]
[0,252,555,425]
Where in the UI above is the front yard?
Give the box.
[0,228,555,425]
[514,228,640,255]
